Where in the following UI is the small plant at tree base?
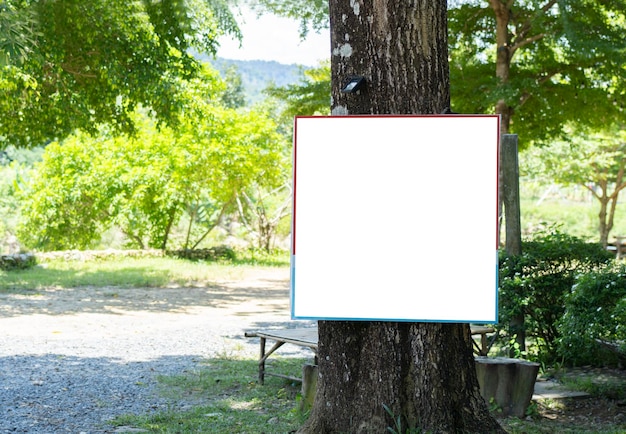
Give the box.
[488,397,503,414]
[524,401,539,418]
[382,404,426,434]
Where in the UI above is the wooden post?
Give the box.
[300,364,318,413]
[501,134,525,353]
[259,337,266,384]
[502,134,522,255]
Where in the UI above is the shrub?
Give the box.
[166,246,236,261]
[558,265,626,367]
[498,228,613,364]
[0,253,37,271]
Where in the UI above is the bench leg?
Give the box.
[258,338,286,384]
[259,337,266,384]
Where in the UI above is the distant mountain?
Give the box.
[210,58,305,105]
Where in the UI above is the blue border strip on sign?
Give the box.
[290,255,296,319]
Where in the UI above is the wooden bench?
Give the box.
[245,325,494,384]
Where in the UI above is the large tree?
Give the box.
[299,2,504,433]
[0,0,240,148]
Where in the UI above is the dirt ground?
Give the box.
[521,367,625,431]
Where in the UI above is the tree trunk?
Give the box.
[299,2,505,433]
[490,0,513,135]
[599,197,610,248]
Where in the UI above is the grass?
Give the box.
[520,194,626,241]
[560,373,626,401]
[111,356,308,433]
[112,357,625,434]
[0,250,289,293]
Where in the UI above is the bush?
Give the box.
[0,253,37,271]
[558,265,626,367]
[498,229,613,364]
[166,246,236,261]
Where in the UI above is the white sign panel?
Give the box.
[291,115,499,323]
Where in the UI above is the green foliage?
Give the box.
[17,82,287,251]
[236,184,292,252]
[0,253,289,292]
[265,61,330,118]
[558,265,626,366]
[0,0,241,147]
[219,65,247,108]
[448,0,626,145]
[520,127,626,245]
[0,1,38,66]
[0,252,35,270]
[498,228,613,363]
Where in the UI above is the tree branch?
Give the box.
[510,33,546,57]
[582,183,602,201]
[190,199,232,250]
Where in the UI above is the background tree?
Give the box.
[18,67,287,251]
[265,61,330,118]
[0,0,240,148]
[448,0,626,143]
[523,126,626,246]
[300,1,504,432]
[235,183,291,252]
[220,65,247,108]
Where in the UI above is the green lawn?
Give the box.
[0,251,289,293]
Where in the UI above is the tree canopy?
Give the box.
[0,0,240,148]
[18,105,287,251]
[449,0,626,144]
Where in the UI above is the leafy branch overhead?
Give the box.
[0,0,241,148]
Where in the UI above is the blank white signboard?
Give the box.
[291,115,500,323]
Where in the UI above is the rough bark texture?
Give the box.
[298,1,505,433]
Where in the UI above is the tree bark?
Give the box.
[298,1,505,433]
[490,0,513,135]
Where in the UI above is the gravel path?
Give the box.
[0,268,313,433]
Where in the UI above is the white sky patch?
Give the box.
[217,5,330,66]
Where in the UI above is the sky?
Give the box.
[217,6,330,66]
